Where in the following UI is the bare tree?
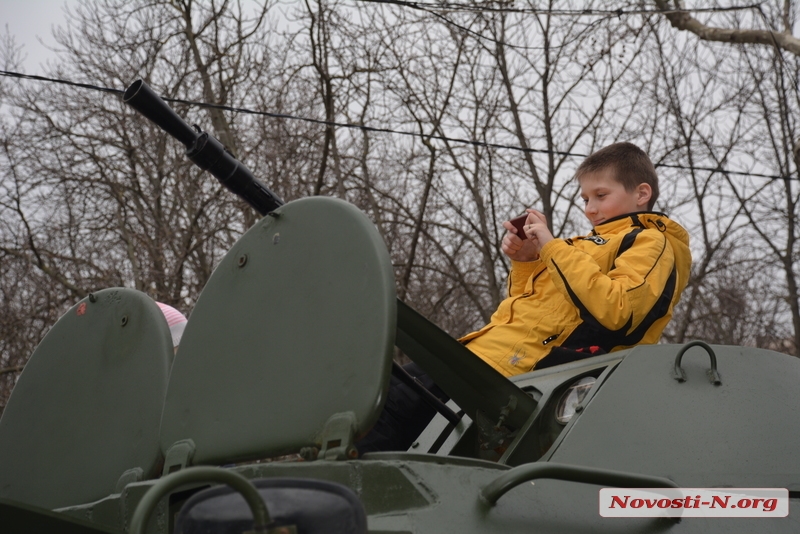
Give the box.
[636,14,753,345]
[9,0,800,417]
[0,0,286,411]
[653,1,800,354]
[668,260,790,348]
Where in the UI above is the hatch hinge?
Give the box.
[317,412,358,461]
[162,439,196,476]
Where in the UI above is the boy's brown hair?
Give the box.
[575,142,659,210]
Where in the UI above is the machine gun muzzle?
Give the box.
[123,79,283,215]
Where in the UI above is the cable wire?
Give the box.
[352,1,768,55]
[357,0,614,51]
[0,69,793,181]
[354,0,766,17]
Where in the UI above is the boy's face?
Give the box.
[579,168,651,226]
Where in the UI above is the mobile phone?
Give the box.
[509,215,528,240]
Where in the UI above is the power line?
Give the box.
[356,0,615,51]
[0,71,124,95]
[0,69,793,181]
[352,1,767,54]
[354,0,766,17]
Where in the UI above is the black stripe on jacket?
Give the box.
[545,228,677,355]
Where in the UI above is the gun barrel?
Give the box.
[187,133,284,215]
[123,79,284,215]
[123,80,198,148]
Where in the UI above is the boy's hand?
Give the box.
[522,210,554,256]
[502,212,541,262]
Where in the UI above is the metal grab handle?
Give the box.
[673,340,722,385]
[479,462,679,506]
[129,466,271,534]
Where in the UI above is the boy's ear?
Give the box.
[636,183,652,208]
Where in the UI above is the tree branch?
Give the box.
[654,0,800,56]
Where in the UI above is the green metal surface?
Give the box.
[1,498,121,534]
[45,344,800,533]
[548,344,800,489]
[53,454,800,534]
[0,289,172,510]
[160,196,396,465]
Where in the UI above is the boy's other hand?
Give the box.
[502,217,540,262]
[522,210,554,256]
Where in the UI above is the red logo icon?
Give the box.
[76,302,87,316]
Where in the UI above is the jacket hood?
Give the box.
[595,211,692,290]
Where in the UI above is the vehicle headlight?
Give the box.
[555,376,596,424]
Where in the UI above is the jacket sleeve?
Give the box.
[507,259,541,297]
[537,230,676,331]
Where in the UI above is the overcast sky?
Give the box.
[3,0,279,73]
[4,0,77,71]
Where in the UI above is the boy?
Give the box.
[358,142,691,452]
[460,142,692,375]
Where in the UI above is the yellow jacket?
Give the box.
[461,212,692,377]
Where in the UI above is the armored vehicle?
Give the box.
[1,80,798,534]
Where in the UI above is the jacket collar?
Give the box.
[590,211,668,235]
